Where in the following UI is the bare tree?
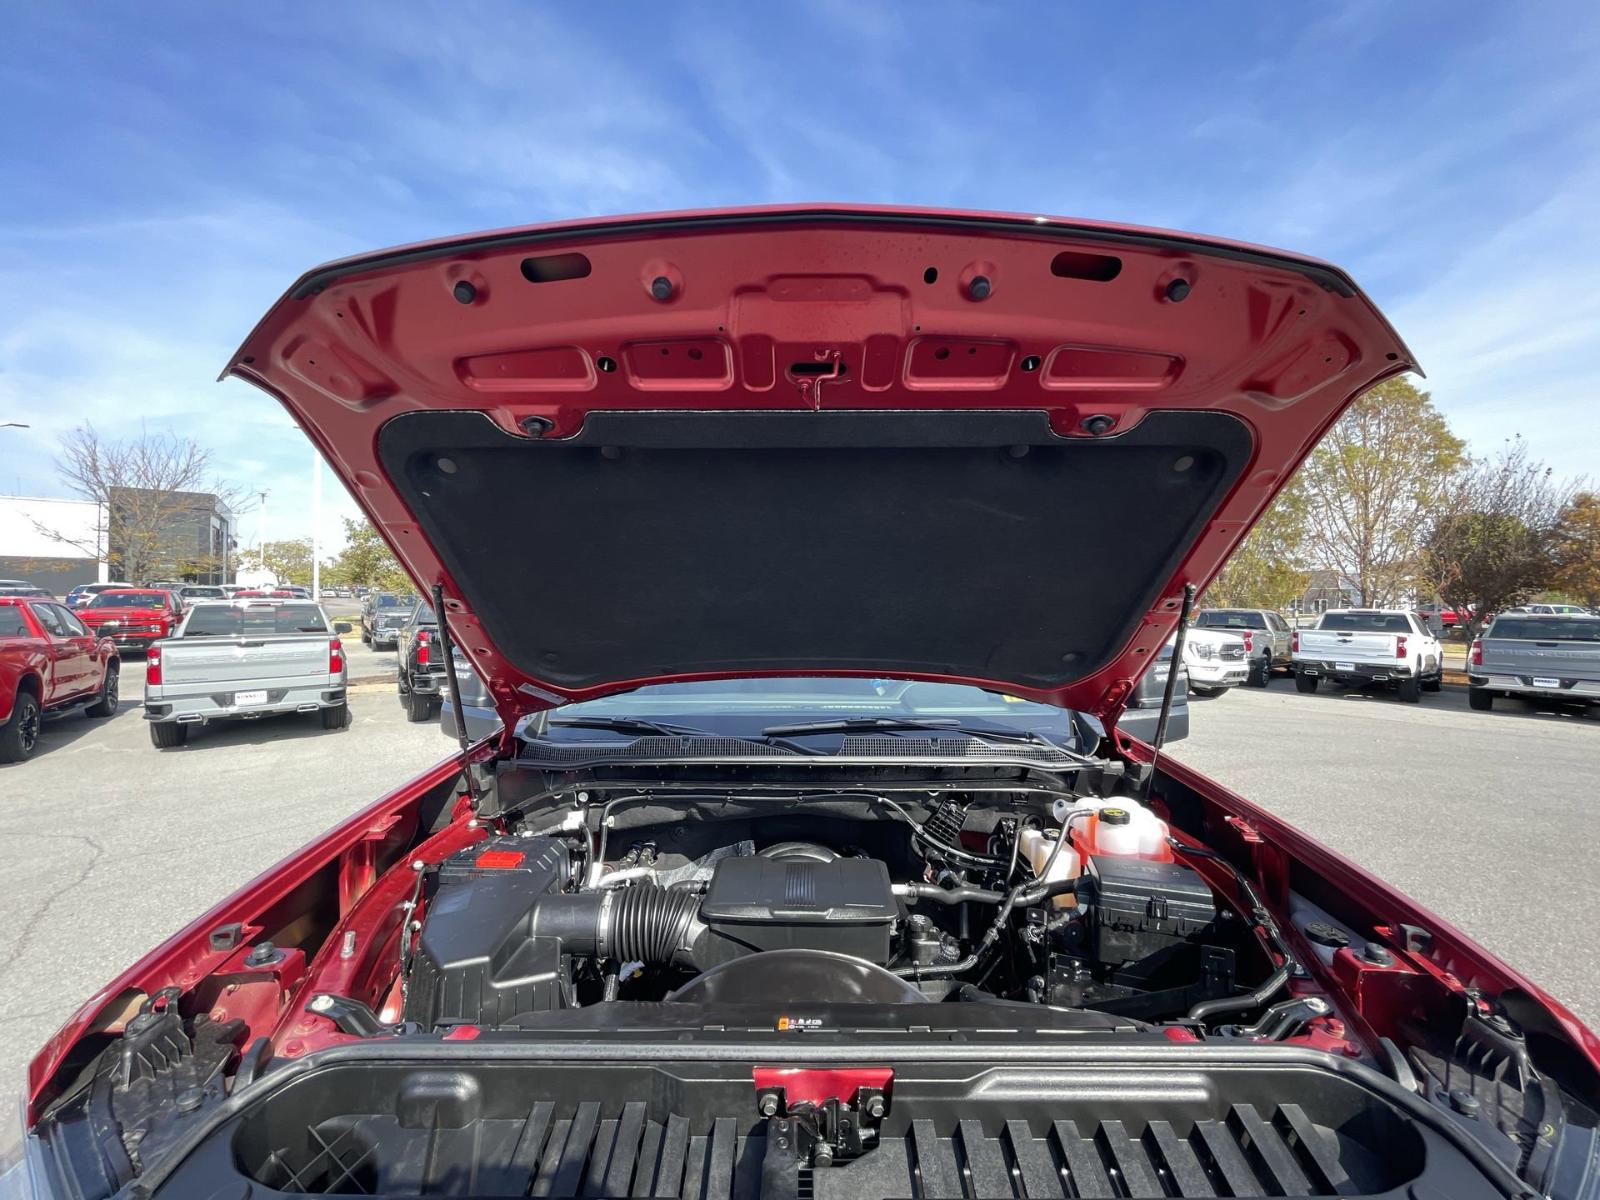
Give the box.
[1422,437,1578,642]
[1298,378,1465,607]
[34,425,241,584]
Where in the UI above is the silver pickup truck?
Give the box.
[1469,613,1600,711]
[143,600,351,748]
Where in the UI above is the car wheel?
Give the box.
[1294,671,1318,694]
[149,722,188,749]
[1422,673,1443,692]
[85,665,119,717]
[1246,657,1270,687]
[1468,687,1493,711]
[361,627,371,645]
[320,702,349,730]
[1397,677,1422,703]
[405,691,435,722]
[0,692,42,763]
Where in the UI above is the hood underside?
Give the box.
[226,206,1416,728]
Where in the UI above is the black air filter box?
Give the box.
[1080,855,1217,966]
[699,856,896,964]
[406,836,571,1027]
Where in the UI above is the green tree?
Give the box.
[326,518,412,592]
[1422,438,1573,641]
[1550,492,1600,609]
[1204,478,1309,610]
[1298,377,1466,607]
[238,538,314,586]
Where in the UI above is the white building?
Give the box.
[0,495,109,594]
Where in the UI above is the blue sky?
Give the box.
[3,1,1597,552]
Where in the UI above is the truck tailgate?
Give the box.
[1296,630,1397,661]
[1481,638,1600,681]
[159,636,330,687]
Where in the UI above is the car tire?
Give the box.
[1294,671,1318,694]
[1397,677,1422,704]
[361,627,371,645]
[0,691,42,763]
[320,702,348,730]
[1246,657,1270,687]
[1422,673,1443,692]
[149,722,188,749]
[405,691,434,723]
[85,665,119,717]
[1468,687,1494,711]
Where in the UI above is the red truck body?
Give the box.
[74,587,184,652]
[0,596,121,762]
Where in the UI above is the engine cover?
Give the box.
[698,856,897,964]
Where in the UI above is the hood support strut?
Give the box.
[1145,582,1197,797]
[432,582,482,812]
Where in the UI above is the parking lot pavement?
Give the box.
[0,661,450,1093]
[1172,678,1600,1027]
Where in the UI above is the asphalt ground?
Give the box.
[0,656,1594,1096]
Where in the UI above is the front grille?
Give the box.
[1219,645,1247,661]
[242,1100,1387,1198]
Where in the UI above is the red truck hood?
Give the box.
[79,607,168,624]
[226,206,1415,728]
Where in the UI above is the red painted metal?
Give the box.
[225,205,1416,730]
[752,1066,894,1107]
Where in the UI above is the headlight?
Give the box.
[0,1077,48,1199]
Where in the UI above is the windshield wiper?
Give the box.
[759,716,1060,747]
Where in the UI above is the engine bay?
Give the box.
[395,785,1277,1032]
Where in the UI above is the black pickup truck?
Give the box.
[394,600,442,721]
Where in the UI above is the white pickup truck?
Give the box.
[1291,608,1443,703]
[143,600,352,748]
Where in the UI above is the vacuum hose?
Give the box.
[529,886,699,965]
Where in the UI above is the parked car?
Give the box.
[142,599,352,747]
[361,590,415,647]
[16,212,1595,1200]
[1504,603,1589,616]
[75,587,185,653]
[438,645,503,742]
[0,581,52,599]
[1292,608,1443,702]
[1468,612,1600,712]
[64,580,134,608]
[233,587,294,598]
[0,597,121,762]
[281,584,313,599]
[393,600,443,722]
[1191,608,1293,685]
[177,584,226,602]
[1170,625,1249,696]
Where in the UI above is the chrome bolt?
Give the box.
[758,1092,780,1117]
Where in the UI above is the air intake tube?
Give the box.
[529,886,701,966]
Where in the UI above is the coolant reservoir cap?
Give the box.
[1100,807,1131,825]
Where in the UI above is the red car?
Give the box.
[12,209,1597,1200]
[0,596,120,762]
[74,587,184,653]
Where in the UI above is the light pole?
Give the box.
[256,490,269,585]
[310,449,322,600]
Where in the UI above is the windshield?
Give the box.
[1488,617,1600,641]
[0,608,28,636]
[181,587,223,598]
[1196,611,1267,630]
[374,594,409,609]
[1317,612,1410,633]
[182,603,329,636]
[88,592,167,609]
[532,677,1078,747]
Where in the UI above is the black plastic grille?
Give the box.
[516,735,1081,766]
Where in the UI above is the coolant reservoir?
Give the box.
[1055,798,1173,862]
[1018,828,1081,908]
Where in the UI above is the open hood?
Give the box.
[226,206,1415,729]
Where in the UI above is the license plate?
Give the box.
[1532,677,1560,689]
[234,690,268,706]
[1335,661,1355,671]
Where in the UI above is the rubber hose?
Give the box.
[604,885,699,963]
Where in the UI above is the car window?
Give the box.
[0,607,29,637]
[1268,613,1289,632]
[182,603,331,636]
[88,592,167,608]
[52,605,88,636]
[1488,617,1600,641]
[1196,611,1266,630]
[31,603,67,635]
[1317,612,1412,633]
[411,604,437,625]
